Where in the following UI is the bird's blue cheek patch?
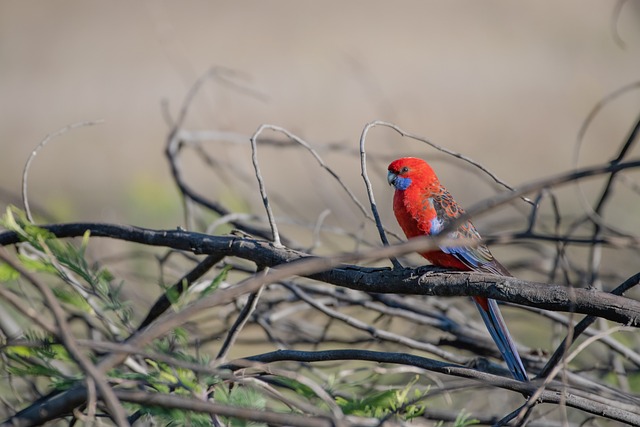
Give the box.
[394,176,412,190]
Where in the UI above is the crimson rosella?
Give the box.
[387,157,528,381]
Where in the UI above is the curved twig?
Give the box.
[22,120,104,223]
[359,121,402,269]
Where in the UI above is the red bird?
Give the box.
[387,157,528,381]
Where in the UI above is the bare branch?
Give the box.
[22,120,103,222]
[214,282,265,363]
[610,0,631,49]
[359,120,402,269]
[538,271,640,377]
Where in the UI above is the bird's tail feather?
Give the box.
[474,296,528,381]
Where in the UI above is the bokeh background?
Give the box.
[1,1,640,272]
[2,3,640,420]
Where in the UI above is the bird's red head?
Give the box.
[387,157,438,191]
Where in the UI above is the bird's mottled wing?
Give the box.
[432,189,502,273]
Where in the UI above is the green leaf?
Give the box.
[454,409,480,427]
[202,265,232,297]
[5,345,34,358]
[132,400,213,427]
[79,230,91,257]
[0,263,19,281]
[16,254,57,274]
[334,376,429,420]
[2,206,55,243]
[6,362,62,378]
[52,287,92,313]
[216,385,266,410]
[274,376,317,399]
[166,282,182,305]
[51,376,81,391]
[215,386,267,427]
[337,389,397,417]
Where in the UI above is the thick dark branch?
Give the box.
[1,223,639,326]
[414,272,640,326]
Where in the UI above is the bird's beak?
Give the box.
[387,171,397,186]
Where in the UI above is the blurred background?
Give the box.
[2,3,640,420]
[1,1,640,275]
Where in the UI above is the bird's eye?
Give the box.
[400,166,409,174]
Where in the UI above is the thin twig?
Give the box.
[0,286,57,335]
[610,0,630,49]
[22,120,104,223]
[249,125,283,247]
[537,271,640,378]
[571,81,640,233]
[519,305,640,368]
[510,326,635,426]
[358,120,402,269]
[230,359,345,420]
[308,209,331,253]
[214,282,265,363]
